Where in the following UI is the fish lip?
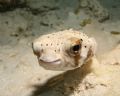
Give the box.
[39,59,61,65]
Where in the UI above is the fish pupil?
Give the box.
[72,45,80,52]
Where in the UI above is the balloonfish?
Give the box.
[32,29,97,71]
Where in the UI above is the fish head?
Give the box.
[32,30,97,71]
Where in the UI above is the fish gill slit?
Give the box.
[80,38,83,41]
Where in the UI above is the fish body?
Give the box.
[32,29,97,71]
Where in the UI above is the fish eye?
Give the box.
[70,44,81,54]
[72,44,80,51]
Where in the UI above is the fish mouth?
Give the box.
[39,59,61,65]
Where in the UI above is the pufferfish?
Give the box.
[32,29,97,71]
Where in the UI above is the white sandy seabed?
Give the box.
[0,0,120,96]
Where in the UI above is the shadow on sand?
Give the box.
[30,60,93,96]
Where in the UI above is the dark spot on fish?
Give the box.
[41,44,43,46]
[113,62,120,65]
[84,46,87,48]
[80,39,83,41]
[46,44,48,46]
[100,83,107,87]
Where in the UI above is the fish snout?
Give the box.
[38,53,61,65]
[32,42,43,57]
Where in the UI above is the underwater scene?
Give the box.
[0,0,120,96]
